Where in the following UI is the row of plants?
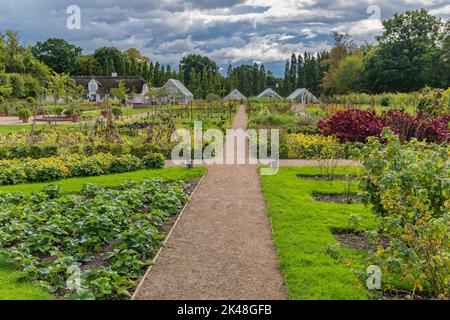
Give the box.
[0,152,165,185]
[0,180,190,299]
[0,126,175,160]
[0,145,59,160]
[357,131,449,299]
[329,87,450,111]
[318,109,449,144]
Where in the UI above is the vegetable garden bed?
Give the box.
[0,173,203,300]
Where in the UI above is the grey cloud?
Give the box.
[0,0,448,76]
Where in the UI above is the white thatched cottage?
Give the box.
[72,75,148,103]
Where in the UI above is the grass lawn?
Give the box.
[0,167,206,196]
[82,108,154,117]
[0,125,31,135]
[0,264,51,300]
[260,166,377,300]
[0,166,206,300]
[0,124,79,135]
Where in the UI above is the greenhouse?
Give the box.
[223,89,247,101]
[287,88,319,103]
[257,88,282,100]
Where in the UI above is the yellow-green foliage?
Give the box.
[285,134,343,159]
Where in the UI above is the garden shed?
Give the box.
[287,88,319,104]
[223,89,247,101]
[257,88,282,100]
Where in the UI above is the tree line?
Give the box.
[323,9,449,94]
[0,8,448,102]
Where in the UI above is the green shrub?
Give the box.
[0,103,10,116]
[17,108,31,118]
[112,107,123,117]
[26,97,36,106]
[109,155,142,173]
[206,93,221,102]
[0,145,58,160]
[284,134,344,159]
[250,111,298,129]
[54,106,64,115]
[361,130,449,298]
[142,153,165,169]
[416,87,450,117]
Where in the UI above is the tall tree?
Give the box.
[363,9,445,92]
[93,47,123,76]
[110,80,128,107]
[334,54,364,93]
[321,32,356,94]
[76,55,101,76]
[31,38,82,74]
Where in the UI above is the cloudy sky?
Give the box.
[0,0,449,75]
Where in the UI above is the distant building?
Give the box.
[72,75,148,103]
[163,79,194,105]
[257,88,282,100]
[223,89,247,101]
[287,88,319,104]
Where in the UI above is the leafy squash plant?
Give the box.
[0,180,189,300]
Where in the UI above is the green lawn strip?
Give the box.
[0,167,206,196]
[0,264,51,300]
[0,125,26,135]
[260,166,377,300]
[0,124,79,135]
[0,166,206,300]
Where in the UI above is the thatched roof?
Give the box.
[257,88,282,99]
[224,89,247,101]
[72,76,146,95]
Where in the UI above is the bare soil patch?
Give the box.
[297,174,358,181]
[331,228,389,251]
[313,192,361,204]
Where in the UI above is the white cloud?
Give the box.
[0,0,447,75]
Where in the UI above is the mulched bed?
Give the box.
[313,192,361,204]
[183,179,200,196]
[297,174,358,181]
[332,229,435,300]
[382,289,434,300]
[331,228,389,251]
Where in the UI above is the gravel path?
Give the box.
[133,106,287,300]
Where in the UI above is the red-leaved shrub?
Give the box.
[317,109,386,143]
[319,109,450,143]
[383,110,449,143]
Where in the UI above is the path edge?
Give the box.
[131,170,207,300]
